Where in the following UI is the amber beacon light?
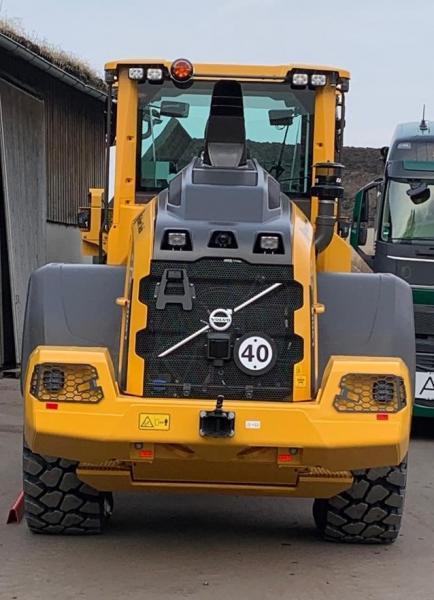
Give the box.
[170,58,194,82]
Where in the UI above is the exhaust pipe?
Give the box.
[312,162,344,253]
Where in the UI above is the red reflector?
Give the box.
[377,413,389,421]
[139,450,153,459]
[278,454,293,462]
[170,58,194,82]
[46,402,58,410]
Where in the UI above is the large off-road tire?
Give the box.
[313,460,407,544]
[23,444,113,535]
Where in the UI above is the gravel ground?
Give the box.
[0,378,433,600]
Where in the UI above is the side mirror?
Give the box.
[380,146,389,164]
[358,221,368,245]
[407,181,431,204]
[350,182,379,249]
[160,101,190,118]
[269,109,294,127]
[356,190,370,245]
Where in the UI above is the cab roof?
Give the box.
[105,59,350,80]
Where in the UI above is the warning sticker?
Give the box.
[139,413,170,431]
[295,375,307,388]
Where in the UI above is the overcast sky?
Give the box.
[4,0,433,147]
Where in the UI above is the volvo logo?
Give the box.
[209,308,233,331]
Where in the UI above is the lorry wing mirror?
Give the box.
[350,180,382,257]
[269,109,294,126]
[355,191,369,245]
[358,221,368,246]
[407,181,431,204]
[380,146,389,164]
[160,101,190,118]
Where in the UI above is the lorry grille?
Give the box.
[416,353,434,371]
[414,305,434,336]
[136,259,304,400]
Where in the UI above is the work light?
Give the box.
[259,235,280,251]
[168,231,187,247]
[128,67,144,80]
[310,73,327,87]
[292,73,308,87]
[147,68,163,81]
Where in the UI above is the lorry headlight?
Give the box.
[30,364,104,404]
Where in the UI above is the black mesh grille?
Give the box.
[136,259,304,400]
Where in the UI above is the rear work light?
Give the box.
[146,68,163,81]
[128,67,144,80]
[310,73,327,87]
[292,73,309,87]
[170,58,194,82]
[291,72,327,89]
[168,231,187,247]
[259,235,280,251]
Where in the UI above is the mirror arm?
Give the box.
[354,245,374,270]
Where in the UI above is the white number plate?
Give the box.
[415,371,434,400]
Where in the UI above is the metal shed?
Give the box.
[0,29,107,369]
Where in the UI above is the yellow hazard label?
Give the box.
[295,364,303,375]
[295,375,307,388]
[139,413,170,431]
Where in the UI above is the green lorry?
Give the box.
[351,119,434,417]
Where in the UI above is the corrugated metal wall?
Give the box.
[0,50,105,226]
[0,79,46,360]
[45,79,105,224]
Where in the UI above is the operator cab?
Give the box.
[153,80,292,265]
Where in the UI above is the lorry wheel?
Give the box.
[23,444,113,535]
[313,460,407,544]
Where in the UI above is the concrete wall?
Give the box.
[46,223,91,264]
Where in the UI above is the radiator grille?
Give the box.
[136,260,304,400]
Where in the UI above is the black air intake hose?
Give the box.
[312,162,344,253]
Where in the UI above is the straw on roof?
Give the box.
[0,18,105,91]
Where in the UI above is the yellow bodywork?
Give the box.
[25,347,411,496]
[25,59,413,500]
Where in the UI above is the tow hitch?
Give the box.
[199,395,235,438]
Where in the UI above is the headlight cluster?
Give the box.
[30,363,103,404]
[333,374,406,413]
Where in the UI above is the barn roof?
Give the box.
[0,20,106,101]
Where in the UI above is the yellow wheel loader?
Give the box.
[22,59,414,542]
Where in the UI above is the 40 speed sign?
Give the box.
[234,333,277,375]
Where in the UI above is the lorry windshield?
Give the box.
[382,178,434,241]
[137,80,314,196]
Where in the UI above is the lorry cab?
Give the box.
[351,120,434,416]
